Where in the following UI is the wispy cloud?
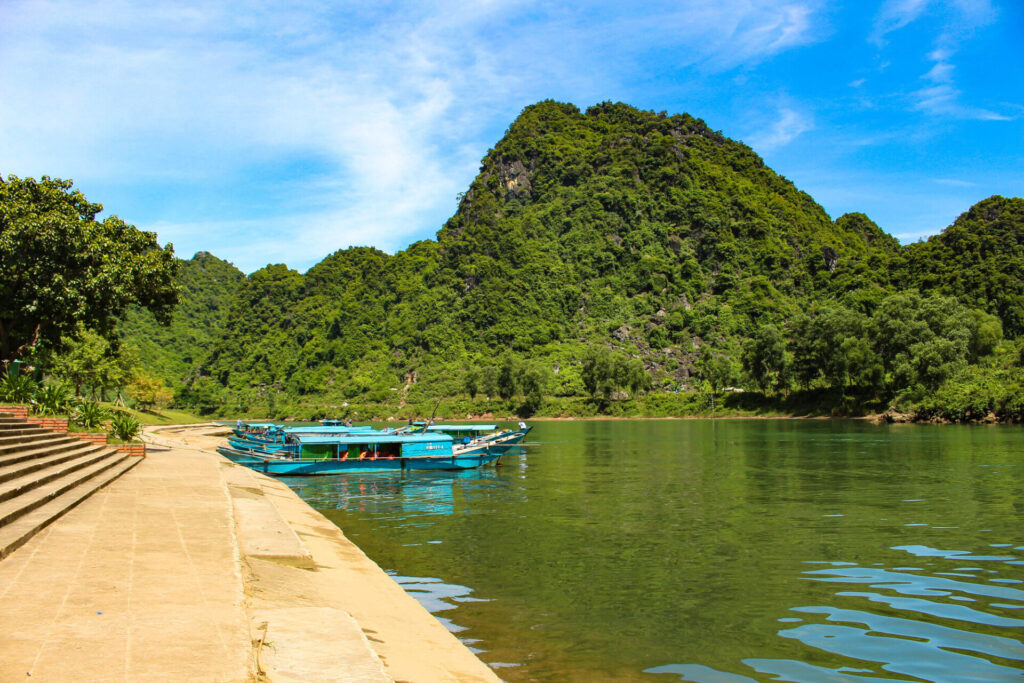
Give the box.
[0,0,831,271]
[0,1,521,270]
[912,83,1010,120]
[911,27,1009,120]
[868,0,1008,122]
[746,104,814,151]
[665,1,827,70]
[932,178,977,187]
[870,0,931,45]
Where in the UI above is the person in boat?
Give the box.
[518,420,527,430]
[344,418,353,427]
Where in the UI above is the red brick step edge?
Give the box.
[0,405,145,457]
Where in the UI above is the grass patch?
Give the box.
[99,404,207,426]
[68,422,107,433]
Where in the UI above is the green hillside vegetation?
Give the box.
[118,251,245,383]
[96,103,1024,422]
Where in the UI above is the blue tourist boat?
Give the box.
[229,422,379,454]
[449,424,532,456]
[217,431,511,475]
[423,423,499,442]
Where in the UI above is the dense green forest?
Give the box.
[119,251,244,384]
[107,101,1024,421]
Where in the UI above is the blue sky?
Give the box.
[1,0,1021,273]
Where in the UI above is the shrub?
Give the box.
[109,411,141,442]
[35,382,73,416]
[0,372,36,403]
[73,401,108,431]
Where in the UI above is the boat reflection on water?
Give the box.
[282,465,516,518]
[281,464,522,650]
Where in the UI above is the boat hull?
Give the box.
[453,426,531,457]
[217,446,503,475]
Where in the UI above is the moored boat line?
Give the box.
[220,420,531,476]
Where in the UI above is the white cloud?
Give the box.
[923,61,954,83]
[666,1,827,70]
[866,0,1008,123]
[911,33,1009,120]
[746,105,813,151]
[0,0,831,271]
[871,0,931,45]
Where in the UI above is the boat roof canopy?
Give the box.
[292,432,454,445]
[283,425,376,433]
[426,424,497,432]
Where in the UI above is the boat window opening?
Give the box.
[301,443,334,460]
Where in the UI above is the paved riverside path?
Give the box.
[0,429,253,681]
[0,425,502,683]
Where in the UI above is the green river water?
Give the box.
[284,419,1024,682]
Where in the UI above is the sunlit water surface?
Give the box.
[284,420,1024,681]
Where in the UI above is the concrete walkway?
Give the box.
[0,425,502,683]
[0,430,252,681]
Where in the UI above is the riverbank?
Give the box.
[0,424,500,682]
[208,386,1024,425]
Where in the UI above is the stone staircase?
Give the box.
[0,412,142,560]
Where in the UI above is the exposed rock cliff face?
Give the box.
[822,246,838,272]
[497,157,532,200]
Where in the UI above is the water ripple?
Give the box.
[802,565,1024,602]
[652,548,1024,682]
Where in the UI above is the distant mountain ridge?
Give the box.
[116,101,1024,418]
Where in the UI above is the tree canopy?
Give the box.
[0,175,179,363]
[86,101,1024,422]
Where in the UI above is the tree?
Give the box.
[789,304,881,392]
[496,354,519,400]
[622,357,652,396]
[870,292,973,392]
[518,365,548,417]
[695,346,735,410]
[463,368,480,398]
[968,309,1003,362]
[128,371,172,411]
[741,324,790,394]
[0,175,179,363]
[174,375,226,415]
[47,326,135,398]
[695,346,734,393]
[581,345,615,400]
[47,327,109,396]
[581,345,651,403]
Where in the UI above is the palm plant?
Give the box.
[0,373,36,403]
[35,382,72,416]
[73,401,109,431]
[109,411,141,442]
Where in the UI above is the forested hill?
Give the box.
[119,251,244,383]
[119,101,1024,420]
